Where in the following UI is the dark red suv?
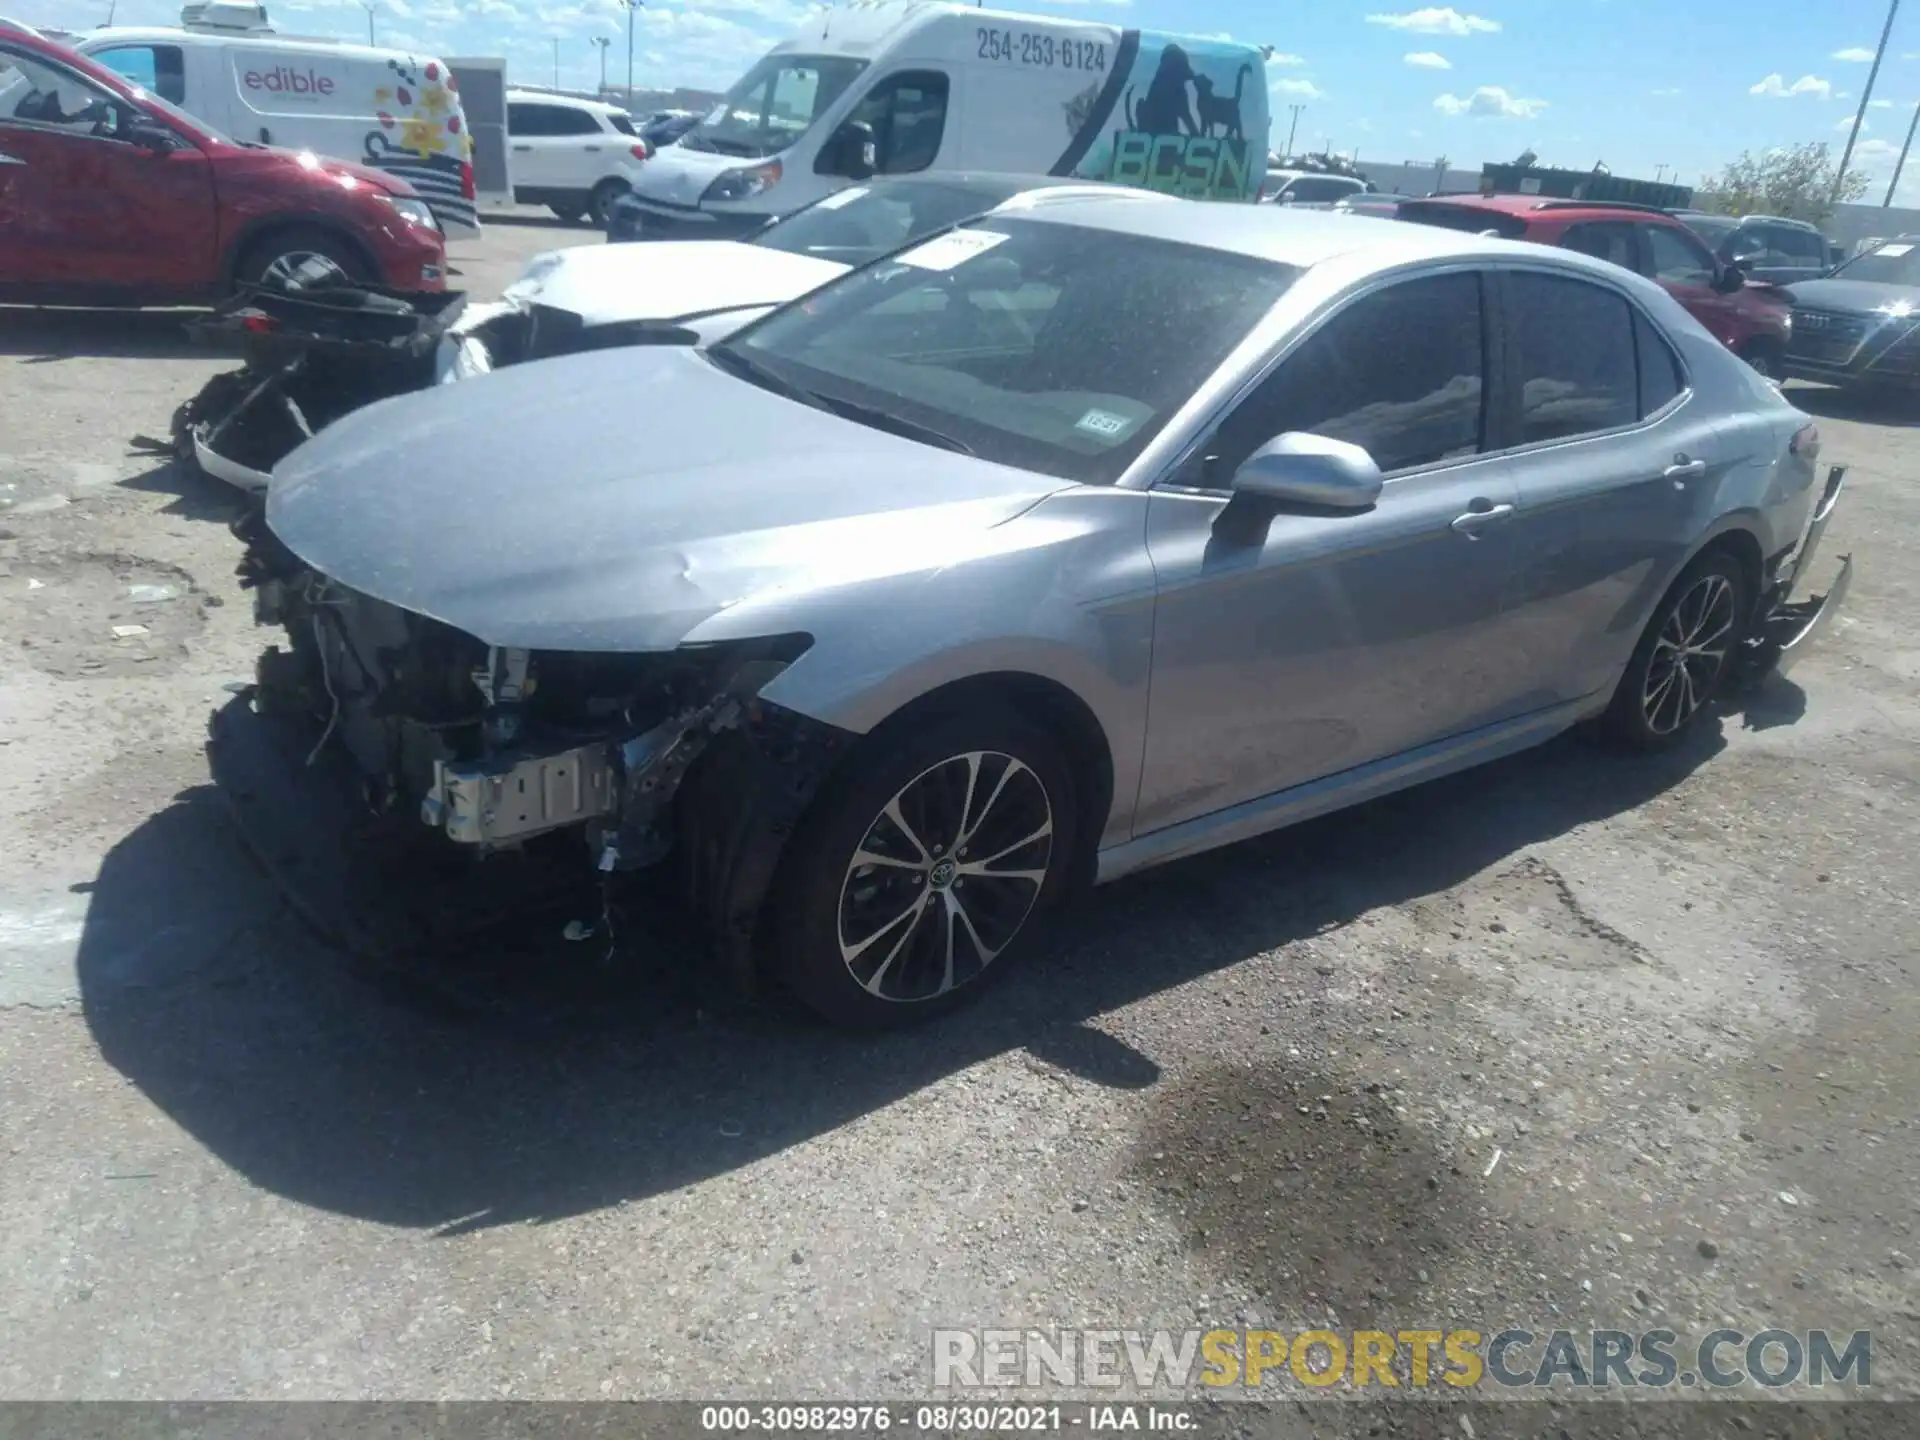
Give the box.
[0,22,445,305]
[1397,194,1793,379]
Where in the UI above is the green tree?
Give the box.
[1703,141,1869,224]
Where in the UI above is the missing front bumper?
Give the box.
[421,743,619,846]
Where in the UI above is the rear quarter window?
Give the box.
[607,111,636,135]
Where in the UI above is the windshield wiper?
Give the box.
[812,394,975,455]
[704,347,830,410]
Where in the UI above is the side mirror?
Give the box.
[1713,261,1747,294]
[125,114,178,153]
[818,120,875,181]
[1230,432,1383,511]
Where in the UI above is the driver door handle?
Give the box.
[1451,502,1514,536]
[1665,457,1708,485]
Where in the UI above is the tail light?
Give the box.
[631,142,650,161]
[1790,423,1820,459]
[460,159,475,202]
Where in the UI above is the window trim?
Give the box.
[1484,263,1693,457]
[1146,259,1499,496]
[0,45,139,148]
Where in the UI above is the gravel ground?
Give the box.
[0,214,1916,1422]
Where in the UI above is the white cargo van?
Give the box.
[78,1,480,236]
[622,1,1270,237]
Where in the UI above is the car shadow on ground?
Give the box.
[0,308,233,362]
[75,695,1763,1235]
[114,457,253,525]
[1782,380,1920,428]
[475,209,598,231]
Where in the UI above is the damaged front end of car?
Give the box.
[213,508,851,993]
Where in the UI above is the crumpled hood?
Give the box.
[503,241,846,328]
[1784,277,1920,313]
[268,346,1071,651]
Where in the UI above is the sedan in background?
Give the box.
[222,204,1850,1029]
[1780,235,1920,393]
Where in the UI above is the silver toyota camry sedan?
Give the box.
[219,197,1851,1028]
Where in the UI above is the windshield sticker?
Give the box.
[1873,242,1913,257]
[1075,408,1135,440]
[815,186,868,210]
[896,230,1011,271]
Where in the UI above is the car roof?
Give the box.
[1010,197,1567,272]
[507,88,622,110]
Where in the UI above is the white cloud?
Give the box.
[1837,115,1868,132]
[1651,86,1682,96]
[1831,46,1876,62]
[1271,77,1326,99]
[1433,84,1545,118]
[1404,51,1452,68]
[1870,98,1894,108]
[1366,8,1500,36]
[1749,73,1833,99]
[1265,52,1308,66]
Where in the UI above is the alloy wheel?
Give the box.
[836,750,1054,1004]
[261,250,348,290]
[1642,572,1736,735]
[1746,351,1778,381]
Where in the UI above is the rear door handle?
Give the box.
[512,143,532,151]
[1451,502,1514,536]
[583,144,601,151]
[1665,457,1708,486]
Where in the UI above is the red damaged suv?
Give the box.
[0,21,445,305]
[1397,193,1794,380]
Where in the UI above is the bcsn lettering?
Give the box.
[242,66,336,96]
[1105,131,1254,200]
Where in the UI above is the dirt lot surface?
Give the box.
[1,214,1916,1425]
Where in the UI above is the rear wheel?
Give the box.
[588,178,628,228]
[768,706,1078,1029]
[235,226,370,291]
[1599,550,1752,751]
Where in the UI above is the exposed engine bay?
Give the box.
[221,507,847,993]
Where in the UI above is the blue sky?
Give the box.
[29,0,1920,204]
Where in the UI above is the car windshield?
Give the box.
[1675,213,1737,246]
[714,217,1299,484]
[751,179,1036,267]
[679,53,866,159]
[1833,239,1920,286]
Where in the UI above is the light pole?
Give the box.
[1833,0,1900,206]
[1283,103,1303,158]
[360,0,374,44]
[620,0,643,105]
[551,36,560,89]
[592,35,611,95]
[1889,98,1920,206]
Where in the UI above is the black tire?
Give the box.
[587,179,628,228]
[768,705,1079,1030]
[1599,548,1752,751]
[548,203,586,224]
[235,226,370,291]
[1739,340,1782,382]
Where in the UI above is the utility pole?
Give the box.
[1833,0,1900,206]
[592,35,611,94]
[1284,104,1303,159]
[1888,97,1920,206]
[621,0,642,104]
[360,0,374,44]
[551,36,560,89]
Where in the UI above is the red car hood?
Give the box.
[264,146,418,198]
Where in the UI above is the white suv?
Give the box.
[505,89,646,226]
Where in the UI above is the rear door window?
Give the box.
[1283,177,1361,204]
[1503,272,1639,444]
[1559,221,1640,272]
